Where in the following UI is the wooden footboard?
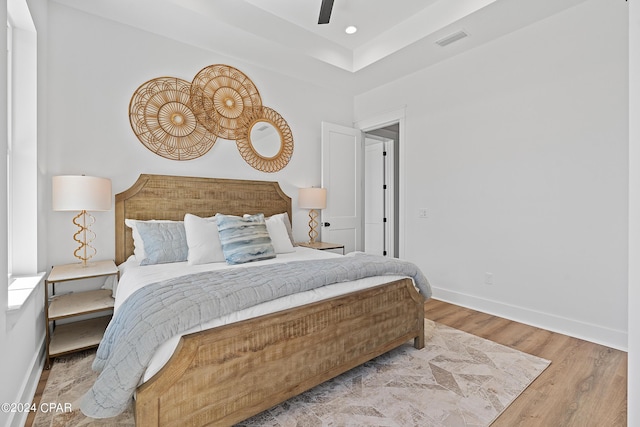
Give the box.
[135,278,425,426]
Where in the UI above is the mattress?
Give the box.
[112,247,409,382]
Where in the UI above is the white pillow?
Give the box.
[273,212,295,245]
[246,213,295,254]
[125,219,180,261]
[184,214,226,265]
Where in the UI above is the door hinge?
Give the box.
[383,217,387,222]
[383,250,387,256]
[383,184,387,190]
[383,151,387,156]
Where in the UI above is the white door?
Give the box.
[364,135,395,257]
[364,139,385,255]
[321,122,364,253]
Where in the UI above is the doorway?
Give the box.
[364,124,399,257]
[320,119,401,256]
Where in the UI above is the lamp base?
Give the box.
[72,210,97,266]
[307,209,319,243]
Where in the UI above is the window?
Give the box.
[6,0,41,310]
[7,20,12,277]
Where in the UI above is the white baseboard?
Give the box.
[431,287,628,352]
[7,339,46,427]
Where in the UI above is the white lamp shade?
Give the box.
[52,175,112,211]
[298,187,327,210]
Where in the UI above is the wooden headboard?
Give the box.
[115,174,292,264]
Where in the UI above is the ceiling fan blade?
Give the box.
[318,0,334,24]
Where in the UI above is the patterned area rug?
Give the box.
[33,320,550,427]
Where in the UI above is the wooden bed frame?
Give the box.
[115,174,425,426]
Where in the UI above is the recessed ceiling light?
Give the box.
[345,26,357,35]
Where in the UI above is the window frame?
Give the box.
[6,0,41,311]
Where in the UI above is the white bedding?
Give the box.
[113,247,408,382]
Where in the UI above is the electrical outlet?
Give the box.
[418,209,428,218]
[484,272,493,285]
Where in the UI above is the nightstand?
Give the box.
[44,260,118,368]
[297,241,345,255]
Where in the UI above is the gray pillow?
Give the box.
[136,221,188,266]
[215,213,275,265]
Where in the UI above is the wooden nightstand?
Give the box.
[44,260,118,368]
[297,241,345,255]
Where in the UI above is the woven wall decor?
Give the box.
[129,64,294,171]
[190,64,262,140]
[129,77,217,161]
[235,106,294,173]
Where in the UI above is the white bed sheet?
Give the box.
[114,247,409,383]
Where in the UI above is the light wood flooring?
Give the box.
[25,367,49,427]
[425,299,627,427]
[25,299,627,427]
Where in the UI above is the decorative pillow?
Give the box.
[215,213,276,265]
[125,219,180,261]
[125,218,147,261]
[273,212,295,245]
[136,221,188,266]
[184,214,225,265]
[265,214,295,253]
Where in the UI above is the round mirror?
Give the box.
[249,121,282,159]
[236,107,294,173]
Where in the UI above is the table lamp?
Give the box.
[52,175,112,266]
[298,187,327,243]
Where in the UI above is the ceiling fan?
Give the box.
[318,0,334,24]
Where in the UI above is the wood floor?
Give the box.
[25,299,627,427]
[425,299,627,427]
[25,367,49,427]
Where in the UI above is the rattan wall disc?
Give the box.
[190,64,262,140]
[236,106,294,173]
[129,77,217,160]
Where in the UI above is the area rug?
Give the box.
[32,320,550,427]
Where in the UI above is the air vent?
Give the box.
[435,30,469,47]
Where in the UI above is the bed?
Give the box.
[88,174,429,426]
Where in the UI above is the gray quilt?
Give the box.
[80,252,431,418]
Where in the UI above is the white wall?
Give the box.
[355,0,629,349]
[45,3,354,267]
[628,0,639,423]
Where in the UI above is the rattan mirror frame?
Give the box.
[235,106,294,173]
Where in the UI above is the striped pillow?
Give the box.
[215,213,276,264]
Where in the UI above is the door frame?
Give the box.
[364,134,395,257]
[355,107,406,258]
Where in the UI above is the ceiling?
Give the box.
[53,0,588,96]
